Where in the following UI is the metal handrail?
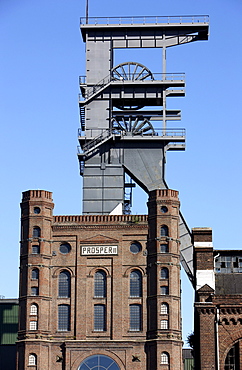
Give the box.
[79,73,185,101]
[78,127,185,139]
[80,15,209,26]
[79,76,86,84]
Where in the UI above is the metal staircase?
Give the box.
[80,106,85,130]
[79,129,120,157]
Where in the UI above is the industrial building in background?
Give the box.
[11,14,242,370]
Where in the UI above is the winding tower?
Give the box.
[78,15,209,282]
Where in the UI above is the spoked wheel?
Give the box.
[112,116,155,135]
[111,62,153,81]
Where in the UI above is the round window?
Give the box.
[59,243,71,254]
[130,241,142,254]
[34,207,41,214]
[161,206,168,213]
[78,355,120,370]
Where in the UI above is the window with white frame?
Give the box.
[161,352,169,364]
[29,321,37,330]
[160,319,168,329]
[30,304,38,316]
[28,353,37,365]
[160,303,168,315]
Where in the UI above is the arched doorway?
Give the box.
[78,354,120,370]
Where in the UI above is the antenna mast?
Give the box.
[86,0,88,24]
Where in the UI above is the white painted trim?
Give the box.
[196,270,215,291]
[194,242,213,248]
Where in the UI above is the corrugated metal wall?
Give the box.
[0,303,18,345]
[183,358,194,370]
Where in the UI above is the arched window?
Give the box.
[33,226,41,238]
[160,244,168,253]
[29,353,37,365]
[161,303,168,315]
[160,225,168,237]
[160,319,168,329]
[58,270,71,298]
[94,270,106,298]
[31,268,39,280]
[130,270,142,297]
[225,342,239,369]
[160,268,169,279]
[30,304,38,316]
[58,304,70,331]
[160,286,169,295]
[78,355,120,370]
[130,304,142,331]
[94,304,106,332]
[161,352,169,365]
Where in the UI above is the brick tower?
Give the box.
[146,189,182,369]
[17,190,54,368]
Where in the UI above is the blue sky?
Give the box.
[1,0,242,343]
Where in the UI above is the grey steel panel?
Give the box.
[82,167,104,175]
[83,176,103,187]
[85,100,110,133]
[101,166,123,175]
[123,147,165,191]
[86,40,111,84]
[103,176,124,187]
[103,188,123,199]
[83,201,103,214]
[83,188,103,199]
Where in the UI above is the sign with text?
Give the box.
[81,245,118,256]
